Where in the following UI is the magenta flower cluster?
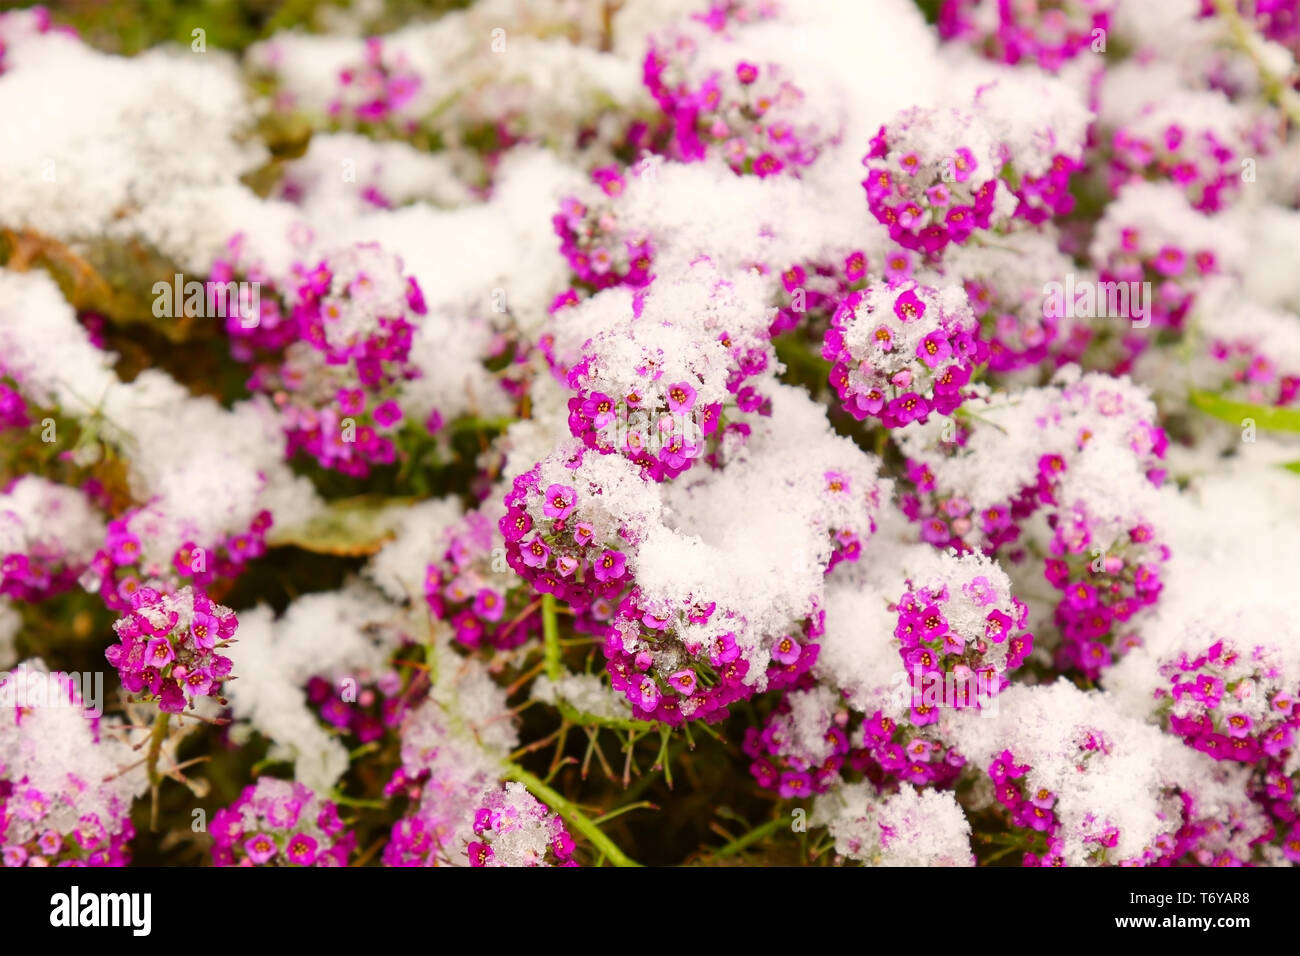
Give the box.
[307,670,408,745]
[499,453,631,626]
[226,244,431,477]
[894,579,1029,719]
[1,773,134,868]
[989,750,1069,866]
[862,115,1001,258]
[1159,641,1299,766]
[85,508,272,614]
[467,786,577,867]
[1043,505,1167,679]
[425,507,540,650]
[551,166,655,300]
[211,779,355,866]
[1110,117,1256,213]
[1207,336,1300,407]
[938,0,1114,72]
[104,586,237,714]
[607,591,818,725]
[823,281,987,428]
[644,47,828,177]
[328,36,422,128]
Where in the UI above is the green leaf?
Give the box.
[1280,461,1300,475]
[267,495,415,556]
[1188,390,1300,433]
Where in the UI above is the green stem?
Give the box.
[145,711,170,832]
[984,843,1025,865]
[540,594,658,730]
[714,816,787,858]
[504,763,641,867]
[541,593,562,681]
[331,794,389,809]
[553,698,656,731]
[1212,0,1300,126]
[591,801,656,826]
[146,712,169,788]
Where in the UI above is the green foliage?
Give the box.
[35,0,473,56]
[1188,389,1300,433]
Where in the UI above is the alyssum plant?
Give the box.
[2,0,1300,868]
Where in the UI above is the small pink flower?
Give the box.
[754,152,784,178]
[1224,713,1253,739]
[916,330,952,368]
[520,536,551,569]
[665,381,697,414]
[244,833,278,864]
[893,290,926,323]
[473,588,505,622]
[286,832,318,865]
[1154,245,1186,276]
[190,612,217,650]
[145,637,175,667]
[542,484,577,521]
[709,632,739,666]
[183,667,214,697]
[372,400,403,428]
[778,773,812,798]
[771,635,801,665]
[17,788,48,823]
[592,549,626,582]
[633,676,660,712]
[667,669,697,696]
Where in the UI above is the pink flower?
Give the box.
[473,588,505,622]
[581,392,616,429]
[244,833,278,864]
[183,667,214,697]
[500,507,533,543]
[592,549,626,582]
[1224,713,1253,739]
[520,536,551,569]
[709,632,739,666]
[18,787,48,822]
[916,330,952,368]
[158,679,187,713]
[109,534,142,566]
[887,392,929,425]
[1282,827,1300,863]
[190,612,217,650]
[1154,245,1186,276]
[337,389,365,416]
[778,773,812,798]
[633,676,660,711]
[668,669,698,696]
[771,635,801,665]
[964,576,996,606]
[145,637,175,668]
[754,153,784,178]
[372,400,403,428]
[543,484,577,521]
[285,832,318,865]
[665,381,697,414]
[553,828,576,860]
